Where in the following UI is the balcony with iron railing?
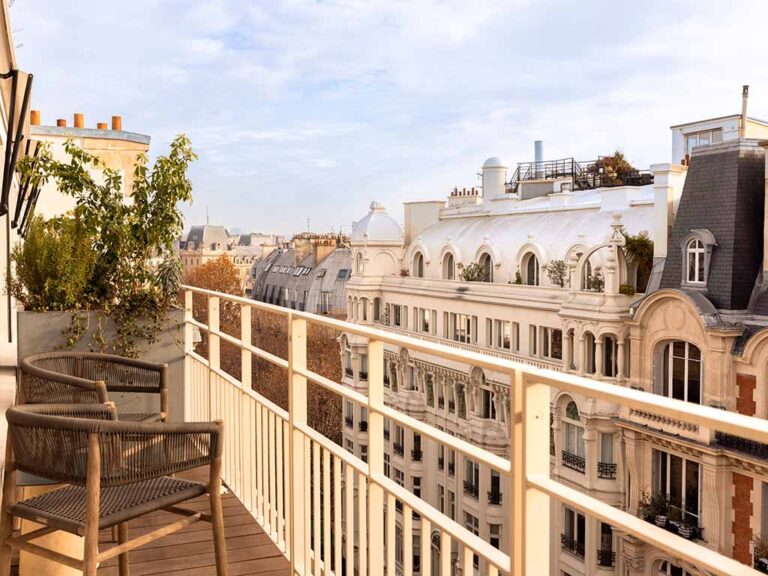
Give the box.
[561,450,586,474]
[393,442,404,456]
[597,548,616,567]
[463,481,479,500]
[411,448,422,461]
[98,284,768,576]
[597,461,617,479]
[488,490,502,505]
[359,420,368,432]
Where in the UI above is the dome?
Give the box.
[483,157,506,169]
[350,201,404,245]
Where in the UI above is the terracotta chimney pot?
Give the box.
[97,122,108,130]
[30,110,40,125]
[56,119,67,127]
[73,113,84,128]
[111,115,122,131]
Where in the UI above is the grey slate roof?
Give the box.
[182,225,230,250]
[659,140,765,311]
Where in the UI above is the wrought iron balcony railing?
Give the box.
[344,416,353,428]
[180,284,764,576]
[561,450,585,474]
[359,371,368,381]
[359,421,368,432]
[463,481,479,500]
[597,548,616,567]
[488,490,502,505]
[344,367,353,377]
[393,442,404,456]
[560,534,585,559]
[411,448,422,461]
[714,430,768,459]
[597,461,617,479]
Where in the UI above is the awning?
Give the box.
[0,68,33,219]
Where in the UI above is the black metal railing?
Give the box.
[344,416,353,428]
[755,558,768,574]
[715,431,768,459]
[463,481,479,499]
[597,549,615,567]
[561,450,586,474]
[506,157,654,194]
[384,428,390,441]
[448,462,455,476]
[393,442,404,456]
[597,462,617,479]
[359,371,368,381]
[642,514,703,541]
[488,490,502,505]
[411,449,422,461]
[438,456,444,469]
[344,367,353,377]
[560,534,584,558]
[359,421,368,432]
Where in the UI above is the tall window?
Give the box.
[661,341,702,404]
[373,298,382,321]
[523,253,539,285]
[355,252,364,274]
[489,319,517,351]
[478,252,493,282]
[542,327,563,360]
[603,335,617,377]
[413,252,425,278]
[686,239,706,284]
[450,313,474,343]
[443,253,455,280]
[481,389,496,419]
[563,507,585,557]
[563,401,585,462]
[653,449,700,526]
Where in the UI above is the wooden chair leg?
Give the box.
[118,522,130,576]
[210,490,228,576]
[83,432,101,576]
[0,434,16,576]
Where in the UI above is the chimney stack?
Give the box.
[30,110,40,125]
[741,85,750,138]
[56,118,67,127]
[97,122,108,130]
[534,140,544,178]
[111,115,122,131]
[73,113,84,128]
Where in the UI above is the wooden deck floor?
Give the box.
[97,468,290,576]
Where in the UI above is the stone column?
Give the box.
[617,337,626,381]
[578,334,586,375]
[563,330,573,372]
[595,338,604,377]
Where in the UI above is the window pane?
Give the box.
[685,460,700,520]
[686,135,697,155]
[672,356,686,400]
[673,341,686,358]
[699,132,710,146]
[669,455,683,510]
[712,129,723,143]
[687,359,701,404]
[601,434,614,463]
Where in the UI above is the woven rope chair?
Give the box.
[20,351,169,422]
[0,404,227,576]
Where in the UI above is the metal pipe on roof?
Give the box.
[741,85,749,138]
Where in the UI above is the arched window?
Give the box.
[562,400,585,472]
[660,341,701,404]
[479,252,493,282]
[658,561,693,576]
[686,239,705,284]
[522,253,539,285]
[413,252,425,278]
[603,335,617,377]
[443,253,455,280]
[355,252,364,274]
[373,297,382,321]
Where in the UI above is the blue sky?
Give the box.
[11,1,768,236]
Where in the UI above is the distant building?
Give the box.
[180,225,278,292]
[249,232,351,315]
[29,111,150,220]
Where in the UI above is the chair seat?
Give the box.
[10,476,207,536]
[119,412,164,422]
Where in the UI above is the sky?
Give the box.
[10,0,768,236]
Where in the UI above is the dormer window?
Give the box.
[522,252,539,286]
[478,252,493,282]
[680,229,716,289]
[413,252,425,278]
[443,253,455,280]
[686,239,705,284]
[355,252,364,274]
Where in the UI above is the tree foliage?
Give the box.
[545,259,568,287]
[458,262,488,282]
[622,229,654,292]
[13,135,196,355]
[591,151,638,186]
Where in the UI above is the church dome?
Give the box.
[350,201,404,245]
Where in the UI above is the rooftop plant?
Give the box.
[458,262,488,282]
[545,259,567,287]
[11,135,196,355]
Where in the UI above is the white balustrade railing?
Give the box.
[181,285,768,576]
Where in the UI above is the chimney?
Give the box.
[313,239,335,265]
[111,115,122,131]
[30,110,40,126]
[534,140,544,178]
[481,157,508,199]
[97,122,108,130]
[741,85,749,138]
[56,118,67,127]
[73,113,84,128]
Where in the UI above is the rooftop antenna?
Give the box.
[741,85,750,138]
[206,205,210,225]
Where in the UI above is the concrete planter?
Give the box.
[17,309,185,421]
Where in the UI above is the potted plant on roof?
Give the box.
[639,490,669,527]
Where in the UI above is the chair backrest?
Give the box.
[19,353,108,405]
[7,403,117,485]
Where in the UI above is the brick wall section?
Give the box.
[733,473,754,565]
[736,373,757,416]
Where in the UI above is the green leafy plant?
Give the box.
[545,259,568,287]
[588,151,638,186]
[14,135,196,355]
[586,269,604,292]
[8,215,97,311]
[619,283,636,296]
[753,535,768,560]
[622,229,653,293]
[514,271,523,285]
[458,262,488,282]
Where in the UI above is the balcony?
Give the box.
[560,534,585,559]
[438,456,444,469]
[359,370,369,381]
[597,548,616,567]
[488,490,503,505]
[714,431,768,459]
[561,450,586,474]
[359,420,368,432]
[463,481,479,500]
[411,448,423,461]
[12,284,759,576]
[344,416,354,428]
[393,442,405,456]
[597,461,617,479]
[344,366,354,378]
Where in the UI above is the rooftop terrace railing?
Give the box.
[181,284,768,576]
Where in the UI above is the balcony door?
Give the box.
[653,449,701,525]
